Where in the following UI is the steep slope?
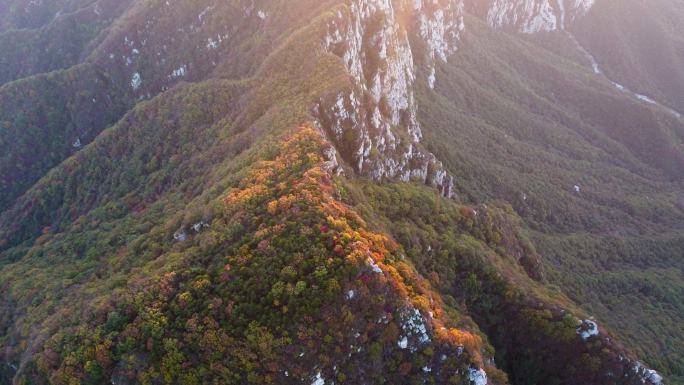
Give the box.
[464,0,684,123]
[6,126,497,385]
[0,21,508,379]
[0,64,134,212]
[0,0,338,212]
[315,0,464,197]
[0,6,348,381]
[0,0,131,86]
[464,0,595,33]
[572,0,684,113]
[0,0,98,31]
[1,0,682,384]
[415,13,684,382]
[344,179,666,385]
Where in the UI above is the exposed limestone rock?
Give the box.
[173,228,187,242]
[632,361,665,385]
[487,0,557,32]
[322,146,344,176]
[311,371,325,385]
[131,72,142,90]
[169,64,187,78]
[468,367,488,385]
[477,0,595,33]
[397,307,431,352]
[315,0,462,197]
[191,221,209,233]
[576,319,598,340]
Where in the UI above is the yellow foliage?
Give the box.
[219,125,486,368]
[267,200,279,215]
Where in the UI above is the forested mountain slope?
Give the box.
[416,15,684,382]
[573,0,684,113]
[0,0,99,31]
[0,0,133,86]
[1,0,682,384]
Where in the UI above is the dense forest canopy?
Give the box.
[0,0,682,384]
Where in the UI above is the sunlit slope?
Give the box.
[21,127,500,384]
[0,16,351,381]
[0,20,506,378]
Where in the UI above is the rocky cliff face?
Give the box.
[468,0,595,32]
[313,0,597,198]
[315,0,463,197]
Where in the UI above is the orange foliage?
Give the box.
[222,125,485,366]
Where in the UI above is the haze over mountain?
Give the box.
[1,0,682,384]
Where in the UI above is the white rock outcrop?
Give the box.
[316,0,461,197]
[173,229,187,242]
[576,319,598,340]
[396,307,431,352]
[468,367,488,385]
[483,0,595,33]
[131,72,142,90]
[632,361,665,385]
[312,371,325,385]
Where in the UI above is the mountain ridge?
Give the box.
[0,0,682,384]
